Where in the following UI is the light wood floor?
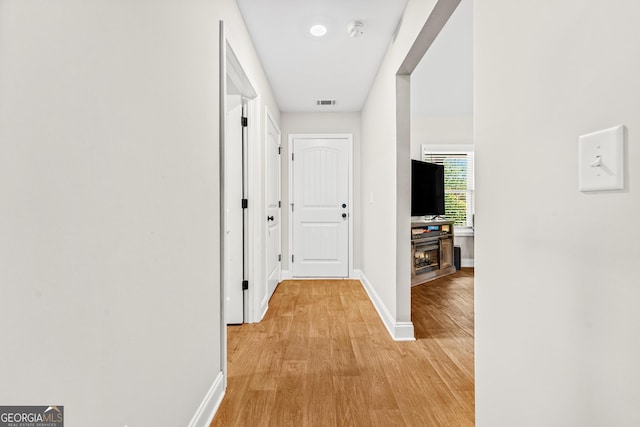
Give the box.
[211,269,474,426]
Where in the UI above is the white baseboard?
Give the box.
[461,258,474,268]
[257,295,269,322]
[187,371,225,427]
[354,269,415,341]
[393,321,416,341]
[279,270,361,281]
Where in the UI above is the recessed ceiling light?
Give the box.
[310,24,327,37]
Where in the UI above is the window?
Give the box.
[421,145,474,228]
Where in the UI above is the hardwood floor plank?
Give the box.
[304,373,337,427]
[368,409,406,427]
[270,374,306,427]
[231,390,276,427]
[211,271,475,426]
[332,375,369,425]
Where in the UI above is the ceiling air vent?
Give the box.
[316,100,336,106]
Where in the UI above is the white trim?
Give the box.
[280,269,291,280]
[461,258,474,268]
[393,322,417,341]
[355,269,416,341]
[258,293,269,321]
[455,226,474,237]
[218,20,227,391]
[264,107,282,310]
[285,276,353,280]
[288,133,354,279]
[421,143,474,153]
[223,32,261,327]
[187,371,225,427]
[246,96,261,324]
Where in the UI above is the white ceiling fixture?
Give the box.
[347,21,365,38]
[237,0,409,112]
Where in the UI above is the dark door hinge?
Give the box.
[278,146,282,155]
[242,280,248,290]
[291,254,294,263]
[242,199,248,209]
[291,153,294,161]
[278,201,281,208]
[241,117,248,127]
[278,254,281,262]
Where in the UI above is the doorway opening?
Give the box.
[219,21,263,388]
[223,40,257,326]
[396,0,473,337]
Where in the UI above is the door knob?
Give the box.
[267,216,274,221]
[342,203,347,208]
[342,213,347,218]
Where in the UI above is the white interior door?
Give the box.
[291,136,350,277]
[224,95,244,324]
[266,112,281,298]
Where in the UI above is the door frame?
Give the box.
[264,107,282,311]
[223,95,245,325]
[287,133,354,278]
[223,40,258,325]
[244,97,263,324]
[222,32,270,326]
[220,21,264,386]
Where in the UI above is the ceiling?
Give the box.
[237,0,409,112]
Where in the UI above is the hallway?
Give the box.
[212,271,474,426]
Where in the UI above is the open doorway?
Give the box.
[395,0,474,301]
[410,0,474,269]
[395,0,475,417]
[222,40,257,326]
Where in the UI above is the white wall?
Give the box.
[475,1,640,426]
[0,1,278,425]
[279,112,361,272]
[411,0,473,120]
[410,116,473,158]
[410,0,473,158]
[360,0,445,334]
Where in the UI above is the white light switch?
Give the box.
[579,125,625,192]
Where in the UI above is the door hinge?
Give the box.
[241,117,248,127]
[278,254,281,262]
[278,146,282,155]
[278,200,281,208]
[291,153,294,161]
[291,203,294,212]
[291,255,294,263]
[242,199,248,209]
[242,280,248,290]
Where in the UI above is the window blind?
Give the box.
[422,151,474,227]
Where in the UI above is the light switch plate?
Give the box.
[578,125,625,192]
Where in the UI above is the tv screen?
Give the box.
[411,160,445,217]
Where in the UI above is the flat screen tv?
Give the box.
[411,160,445,217]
